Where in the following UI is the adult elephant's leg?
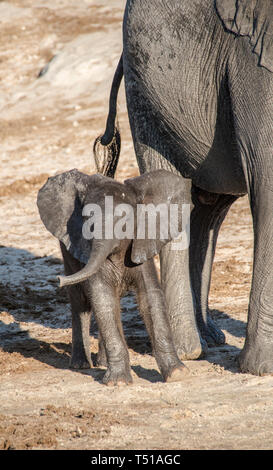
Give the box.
[238,184,273,375]
[237,135,273,375]
[229,50,273,375]
[190,189,238,346]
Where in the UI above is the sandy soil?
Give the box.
[0,0,272,451]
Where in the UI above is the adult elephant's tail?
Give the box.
[93,54,123,178]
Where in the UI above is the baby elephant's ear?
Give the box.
[37,169,105,264]
[124,170,192,264]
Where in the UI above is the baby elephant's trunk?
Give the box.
[58,239,117,287]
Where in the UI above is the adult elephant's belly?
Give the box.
[125,57,247,196]
[165,107,247,196]
[189,134,247,196]
[123,0,247,196]
[150,80,247,196]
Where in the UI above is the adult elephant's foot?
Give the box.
[70,353,92,370]
[238,337,273,376]
[197,312,226,347]
[173,323,207,360]
[103,365,133,386]
[164,364,189,382]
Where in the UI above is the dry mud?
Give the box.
[0,0,272,451]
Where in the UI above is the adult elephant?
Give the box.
[94,0,273,376]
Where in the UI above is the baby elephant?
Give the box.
[37,168,191,385]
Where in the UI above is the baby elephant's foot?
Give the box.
[102,364,133,386]
[163,364,189,383]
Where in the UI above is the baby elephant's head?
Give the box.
[37,169,191,287]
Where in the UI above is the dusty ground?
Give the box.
[0,0,272,451]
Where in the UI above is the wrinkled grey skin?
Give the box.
[37,169,190,385]
[98,0,273,375]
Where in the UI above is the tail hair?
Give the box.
[93,54,123,178]
[93,125,121,178]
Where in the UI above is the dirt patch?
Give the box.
[0,0,272,451]
[0,174,49,197]
[0,404,121,450]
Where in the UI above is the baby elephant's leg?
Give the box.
[60,243,92,369]
[89,272,132,385]
[136,260,189,382]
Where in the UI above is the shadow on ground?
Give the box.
[0,246,246,381]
